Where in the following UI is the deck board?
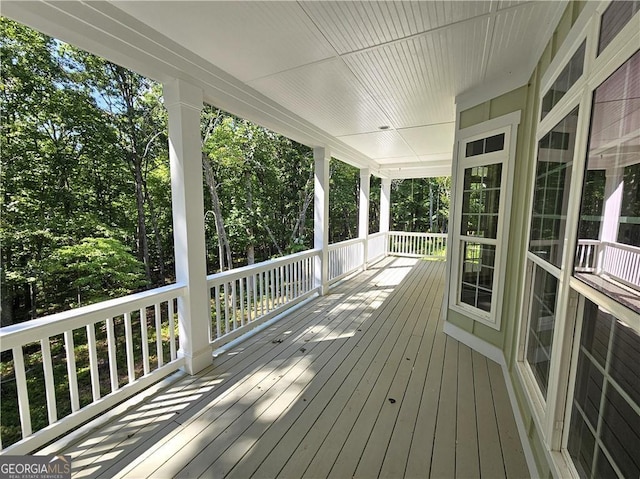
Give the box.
[57,257,531,479]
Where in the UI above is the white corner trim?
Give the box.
[443,320,542,479]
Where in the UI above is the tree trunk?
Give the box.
[290,171,313,246]
[143,180,165,282]
[429,180,434,233]
[245,170,255,266]
[202,154,232,271]
[133,157,152,283]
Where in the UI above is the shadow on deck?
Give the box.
[52,257,530,478]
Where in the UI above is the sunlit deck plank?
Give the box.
[294,261,440,479]
[245,259,430,479]
[56,257,531,479]
[456,343,481,478]
[429,337,459,478]
[473,349,508,479]
[67,259,394,478]
[103,259,403,479]
[488,359,530,477]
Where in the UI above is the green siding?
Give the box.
[449,3,586,477]
[449,84,530,351]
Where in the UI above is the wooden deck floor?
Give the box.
[58,257,530,478]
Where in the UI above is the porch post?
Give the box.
[164,79,211,375]
[380,178,391,256]
[314,147,330,295]
[600,166,624,243]
[380,178,391,232]
[359,168,370,269]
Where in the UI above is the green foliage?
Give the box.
[202,107,316,270]
[1,18,171,325]
[329,159,359,242]
[391,177,451,233]
[42,238,146,311]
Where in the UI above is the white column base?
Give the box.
[179,347,213,375]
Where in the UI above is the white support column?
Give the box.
[314,147,330,295]
[380,178,391,233]
[380,178,391,256]
[600,167,624,243]
[164,79,211,375]
[359,168,370,269]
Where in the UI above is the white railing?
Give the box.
[207,249,320,347]
[367,231,387,265]
[388,231,447,258]
[575,239,600,272]
[0,230,453,453]
[328,238,365,283]
[0,283,186,453]
[575,239,640,290]
[600,241,640,290]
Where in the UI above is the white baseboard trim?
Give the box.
[443,320,542,479]
[442,321,504,365]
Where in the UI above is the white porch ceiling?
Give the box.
[3,0,567,178]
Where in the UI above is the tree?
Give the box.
[1,19,172,323]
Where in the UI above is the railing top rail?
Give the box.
[388,231,447,238]
[602,241,640,254]
[368,231,387,239]
[328,237,365,250]
[577,239,601,245]
[0,283,187,351]
[206,248,321,284]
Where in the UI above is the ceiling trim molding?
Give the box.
[380,166,451,180]
[2,0,380,171]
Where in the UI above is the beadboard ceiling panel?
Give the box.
[299,1,492,55]
[337,130,416,160]
[485,2,561,85]
[112,1,336,83]
[248,58,393,137]
[6,0,566,178]
[398,124,456,156]
[343,17,489,130]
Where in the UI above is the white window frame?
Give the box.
[450,112,520,330]
[514,1,640,477]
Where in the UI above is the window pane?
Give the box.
[594,448,617,479]
[577,170,606,240]
[568,408,596,479]
[466,139,484,157]
[526,264,559,397]
[460,242,495,312]
[529,107,579,268]
[541,42,586,119]
[601,385,640,478]
[485,133,505,153]
[611,318,640,405]
[574,51,640,311]
[598,1,640,55]
[465,134,505,157]
[567,296,640,478]
[460,164,502,238]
